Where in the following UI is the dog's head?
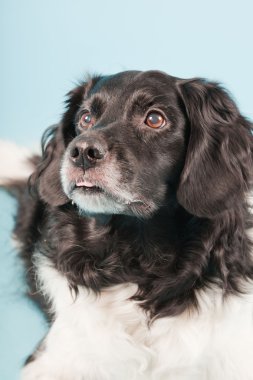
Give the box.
[31,70,253,219]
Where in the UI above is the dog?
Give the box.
[1,70,253,379]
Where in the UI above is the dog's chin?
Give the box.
[63,184,156,218]
[70,186,129,215]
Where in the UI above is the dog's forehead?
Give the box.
[88,70,176,99]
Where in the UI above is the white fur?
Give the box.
[21,245,253,380]
[248,192,253,212]
[0,140,35,184]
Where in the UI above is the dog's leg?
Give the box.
[21,338,55,380]
[20,292,152,380]
[20,325,84,380]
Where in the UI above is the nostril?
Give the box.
[87,147,104,160]
[70,147,80,159]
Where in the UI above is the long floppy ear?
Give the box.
[176,78,253,218]
[29,124,69,206]
[29,83,87,206]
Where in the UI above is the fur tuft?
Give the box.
[0,140,36,183]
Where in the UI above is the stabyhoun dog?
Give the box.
[1,70,253,379]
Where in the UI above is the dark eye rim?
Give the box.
[144,110,167,129]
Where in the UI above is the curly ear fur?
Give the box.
[29,124,69,206]
[176,78,253,218]
[29,83,88,206]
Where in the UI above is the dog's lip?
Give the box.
[74,174,103,189]
[73,177,104,194]
[76,178,96,188]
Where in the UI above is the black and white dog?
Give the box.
[1,70,253,379]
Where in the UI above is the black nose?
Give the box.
[69,142,106,169]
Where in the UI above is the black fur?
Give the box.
[7,70,253,321]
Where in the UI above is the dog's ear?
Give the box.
[176,78,253,218]
[29,124,69,206]
[29,84,86,206]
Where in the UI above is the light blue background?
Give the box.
[0,0,253,378]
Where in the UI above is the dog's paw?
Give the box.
[21,362,57,380]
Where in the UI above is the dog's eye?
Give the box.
[80,112,95,128]
[145,112,165,129]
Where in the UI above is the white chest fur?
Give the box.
[21,255,253,380]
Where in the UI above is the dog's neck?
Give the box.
[84,213,113,226]
[44,201,253,320]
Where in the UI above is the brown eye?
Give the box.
[145,112,165,129]
[80,112,95,128]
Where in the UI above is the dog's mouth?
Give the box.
[64,175,155,218]
[74,178,104,194]
[72,176,136,206]
[61,160,154,217]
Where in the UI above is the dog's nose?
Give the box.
[69,142,106,169]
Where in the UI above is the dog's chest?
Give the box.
[33,257,253,380]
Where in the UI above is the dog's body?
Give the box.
[1,70,253,379]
